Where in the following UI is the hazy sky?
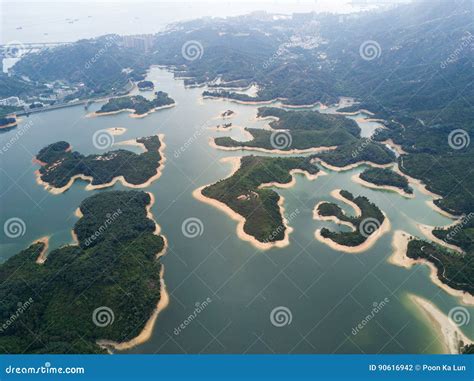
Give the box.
[1,1,409,44]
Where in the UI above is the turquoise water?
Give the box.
[0,67,472,354]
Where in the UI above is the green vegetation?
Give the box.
[406,239,473,295]
[399,154,473,216]
[97,91,174,116]
[36,135,163,189]
[12,35,149,98]
[0,191,165,353]
[313,140,395,168]
[359,167,412,194]
[214,107,359,151]
[202,155,318,243]
[318,190,385,247]
[137,80,154,90]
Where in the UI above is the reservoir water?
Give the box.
[1,67,472,354]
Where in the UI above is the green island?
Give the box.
[359,167,412,194]
[404,213,474,298]
[214,107,359,151]
[0,190,165,354]
[97,91,174,116]
[406,238,473,296]
[36,135,164,190]
[137,80,154,91]
[312,140,395,168]
[317,190,385,247]
[201,155,318,243]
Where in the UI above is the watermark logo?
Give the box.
[440,31,473,69]
[92,306,115,327]
[173,298,212,336]
[359,40,382,61]
[270,306,292,327]
[0,297,34,333]
[92,129,114,150]
[448,306,470,327]
[84,35,120,70]
[352,298,390,336]
[448,129,470,150]
[181,217,204,238]
[83,209,122,247]
[445,212,474,241]
[181,40,204,61]
[359,217,381,238]
[270,130,292,150]
[4,217,26,238]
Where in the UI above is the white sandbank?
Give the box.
[351,173,414,198]
[389,230,474,306]
[408,294,473,354]
[417,223,464,254]
[209,137,337,155]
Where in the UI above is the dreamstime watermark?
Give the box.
[270,306,292,327]
[3,217,26,238]
[351,128,383,159]
[0,120,34,155]
[3,40,26,58]
[262,46,286,69]
[92,306,115,327]
[92,129,114,150]
[84,35,120,70]
[181,40,204,61]
[270,130,292,150]
[444,212,474,242]
[448,129,470,150]
[173,124,207,159]
[359,40,382,61]
[263,208,300,243]
[359,217,381,238]
[181,217,204,238]
[0,297,34,333]
[440,31,474,69]
[448,306,470,327]
[173,297,212,335]
[351,297,390,336]
[83,209,123,247]
[5,363,85,375]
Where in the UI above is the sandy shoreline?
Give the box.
[408,294,473,354]
[87,103,176,119]
[393,164,459,219]
[259,169,327,189]
[34,236,50,264]
[389,230,474,306]
[381,139,407,155]
[107,127,127,136]
[192,157,294,250]
[417,223,464,254]
[312,201,355,231]
[330,189,362,217]
[209,137,337,155]
[351,173,414,198]
[97,191,169,352]
[35,134,166,194]
[315,213,390,254]
[315,159,394,172]
[208,125,254,141]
